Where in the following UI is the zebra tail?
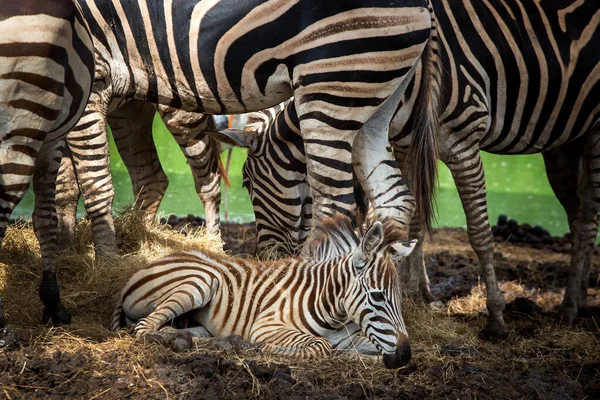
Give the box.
[213,137,231,188]
[206,116,231,188]
[109,302,124,331]
[407,9,441,234]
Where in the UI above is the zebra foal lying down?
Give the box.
[111,216,417,368]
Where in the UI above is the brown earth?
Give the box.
[0,216,599,399]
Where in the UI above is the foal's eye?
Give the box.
[370,291,385,302]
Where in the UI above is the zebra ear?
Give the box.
[354,221,384,271]
[206,128,257,152]
[389,239,418,258]
[362,221,384,258]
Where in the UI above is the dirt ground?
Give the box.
[0,216,599,399]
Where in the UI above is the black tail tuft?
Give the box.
[408,11,441,234]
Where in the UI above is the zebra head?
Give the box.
[345,222,417,369]
[213,101,310,256]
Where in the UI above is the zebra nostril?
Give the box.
[381,334,412,369]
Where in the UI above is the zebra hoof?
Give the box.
[479,319,509,343]
[0,326,20,351]
[172,333,193,352]
[41,303,72,325]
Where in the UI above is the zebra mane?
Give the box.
[301,215,409,262]
[300,215,359,262]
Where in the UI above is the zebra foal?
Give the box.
[111,216,417,368]
[0,0,94,334]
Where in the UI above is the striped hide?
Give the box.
[0,0,94,329]
[111,216,417,368]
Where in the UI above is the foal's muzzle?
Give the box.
[382,333,411,369]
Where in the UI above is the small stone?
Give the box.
[430,300,445,310]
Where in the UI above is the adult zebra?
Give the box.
[55,101,227,251]
[0,0,94,340]
[226,0,600,340]
[111,215,418,368]
[47,0,435,264]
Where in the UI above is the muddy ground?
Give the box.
[0,218,599,399]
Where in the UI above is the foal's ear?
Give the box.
[362,221,384,258]
[354,221,384,271]
[390,239,418,257]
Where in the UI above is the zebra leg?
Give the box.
[399,219,434,301]
[158,106,222,232]
[133,289,215,352]
[68,101,117,256]
[393,145,434,301]
[445,152,508,341]
[55,146,81,252]
[544,135,600,324]
[328,323,379,355]
[254,325,333,360]
[33,139,72,325]
[109,101,168,221]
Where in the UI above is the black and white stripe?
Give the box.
[234,0,600,340]
[0,0,95,329]
[111,215,417,368]
[54,101,227,252]
[49,0,434,260]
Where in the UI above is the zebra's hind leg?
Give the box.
[544,134,600,324]
[393,148,434,301]
[33,139,72,325]
[55,147,80,253]
[132,293,213,352]
[253,324,332,360]
[68,105,117,256]
[109,101,168,222]
[445,151,508,341]
[158,106,222,233]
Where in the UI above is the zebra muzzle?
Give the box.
[382,333,411,369]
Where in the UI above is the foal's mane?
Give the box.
[301,215,408,263]
[300,214,360,262]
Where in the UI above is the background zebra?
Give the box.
[43,0,435,264]
[227,0,600,340]
[0,0,94,333]
[111,215,417,369]
[55,100,227,252]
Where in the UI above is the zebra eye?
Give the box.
[370,291,385,302]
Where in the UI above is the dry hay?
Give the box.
[0,207,223,336]
[0,212,599,398]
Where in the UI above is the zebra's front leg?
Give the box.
[254,325,332,360]
[159,107,222,233]
[69,104,117,256]
[109,101,168,221]
[446,151,508,341]
[55,147,80,253]
[33,139,71,325]
[328,323,378,355]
